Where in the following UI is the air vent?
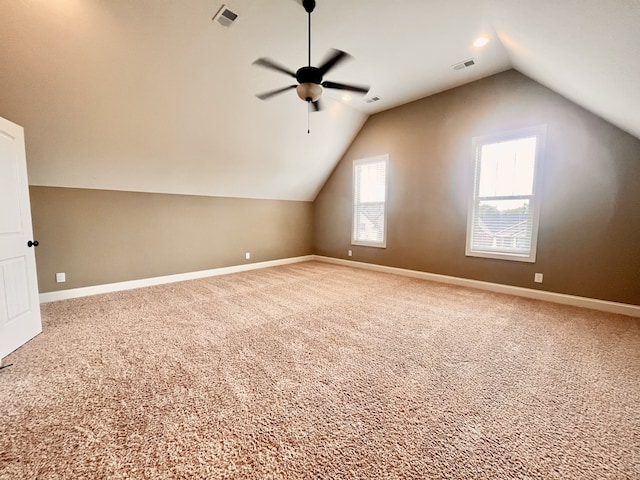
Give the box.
[453,58,475,71]
[366,96,381,103]
[213,5,238,27]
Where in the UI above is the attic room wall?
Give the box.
[314,70,640,306]
[30,187,313,293]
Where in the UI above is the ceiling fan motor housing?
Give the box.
[296,66,322,85]
[296,66,323,102]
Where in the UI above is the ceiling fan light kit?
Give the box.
[253,0,370,115]
[297,83,323,102]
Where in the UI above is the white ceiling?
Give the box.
[1,0,638,201]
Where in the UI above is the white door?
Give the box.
[0,116,42,360]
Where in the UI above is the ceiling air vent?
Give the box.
[453,59,475,71]
[213,5,238,27]
[366,96,381,103]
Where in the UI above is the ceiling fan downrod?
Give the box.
[302,0,316,136]
[304,0,315,67]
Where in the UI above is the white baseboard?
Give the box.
[39,255,314,304]
[313,256,640,318]
[39,254,640,318]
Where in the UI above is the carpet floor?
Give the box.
[1,261,639,479]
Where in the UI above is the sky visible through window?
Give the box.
[479,136,537,210]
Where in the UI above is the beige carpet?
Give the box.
[1,261,639,479]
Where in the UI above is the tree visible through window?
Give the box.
[352,155,388,248]
[466,126,546,262]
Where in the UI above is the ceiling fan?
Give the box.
[253,0,370,113]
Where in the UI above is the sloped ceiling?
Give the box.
[0,0,638,201]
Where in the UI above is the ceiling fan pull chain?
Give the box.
[307,101,311,134]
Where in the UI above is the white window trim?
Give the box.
[465,125,546,263]
[352,155,389,248]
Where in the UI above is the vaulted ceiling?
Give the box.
[1,0,638,201]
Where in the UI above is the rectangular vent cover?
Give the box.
[213,5,238,27]
[453,59,475,71]
[366,96,381,103]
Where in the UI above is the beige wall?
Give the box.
[31,187,313,293]
[314,70,640,306]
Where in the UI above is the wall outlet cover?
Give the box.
[534,273,543,283]
[56,272,66,283]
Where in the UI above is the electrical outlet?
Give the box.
[56,272,66,283]
[348,250,352,257]
[245,252,251,260]
[534,273,543,283]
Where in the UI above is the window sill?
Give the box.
[465,250,536,263]
[352,241,387,249]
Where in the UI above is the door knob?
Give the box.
[27,240,39,247]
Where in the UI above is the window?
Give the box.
[466,126,546,262]
[352,155,388,248]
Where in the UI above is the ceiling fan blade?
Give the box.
[252,58,297,78]
[317,49,350,76]
[256,85,297,100]
[311,98,323,112]
[321,80,370,94]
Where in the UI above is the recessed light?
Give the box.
[473,36,489,47]
[342,94,352,103]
